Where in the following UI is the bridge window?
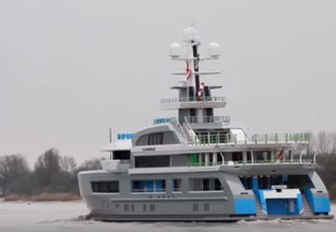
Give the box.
[135,132,178,146]
[135,155,170,168]
[148,133,164,145]
[91,181,119,193]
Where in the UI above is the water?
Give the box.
[0,201,335,232]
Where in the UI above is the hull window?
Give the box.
[189,178,223,191]
[173,179,182,192]
[193,203,199,211]
[91,181,119,193]
[132,180,166,193]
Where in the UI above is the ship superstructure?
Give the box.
[78,26,333,221]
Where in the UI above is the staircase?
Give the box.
[181,123,194,143]
[301,194,314,217]
[255,201,266,217]
[170,120,189,144]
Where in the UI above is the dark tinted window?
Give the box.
[91,181,119,193]
[135,132,178,146]
[189,178,223,191]
[135,155,170,168]
[114,150,130,160]
[148,133,163,145]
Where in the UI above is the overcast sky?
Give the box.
[1,0,336,165]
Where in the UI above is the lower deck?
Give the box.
[78,167,333,221]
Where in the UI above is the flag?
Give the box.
[197,82,205,100]
[186,62,192,80]
[277,146,284,161]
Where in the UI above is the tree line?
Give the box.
[0,148,101,196]
[0,131,336,199]
[312,131,336,200]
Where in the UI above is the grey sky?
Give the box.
[1,0,336,165]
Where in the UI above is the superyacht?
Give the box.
[78,26,333,221]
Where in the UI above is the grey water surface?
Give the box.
[0,201,335,232]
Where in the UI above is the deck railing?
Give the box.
[185,115,230,124]
[190,132,310,145]
[160,96,226,104]
[250,133,310,144]
[187,158,315,167]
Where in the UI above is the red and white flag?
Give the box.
[277,146,284,161]
[186,62,192,80]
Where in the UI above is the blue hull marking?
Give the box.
[234,198,257,215]
[304,189,331,214]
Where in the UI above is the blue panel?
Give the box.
[257,190,302,215]
[257,190,268,213]
[313,196,331,213]
[145,181,154,192]
[234,198,257,215]
[117,133,134,140]
[296,193,304,214]
[155,180,163,192]
[251,176,258,191]
[304,188,331,213]
[266,199,289,215]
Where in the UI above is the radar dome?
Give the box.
[169,43,182,57]
[183,27,199,42]
[208,42,220,58]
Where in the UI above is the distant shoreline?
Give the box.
[1,193,82,202]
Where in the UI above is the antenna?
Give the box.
[109,128,113,159]
[109,128,112,143]
[168,26,221,99]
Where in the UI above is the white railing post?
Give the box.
[219,152,225,165]
[299,150,307,164]
[313,153,318,164]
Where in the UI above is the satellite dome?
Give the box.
[183,27,199,42]
[169,42,182,57]
[208,42,220,58]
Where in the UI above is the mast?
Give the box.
[164,26,225,124]
[191,41,200,95]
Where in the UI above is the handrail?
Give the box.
[170,119,189,144]
[251,133,310,144]
[160,96,226,104]
[187,158,314,167]
[185,115,230,124]
[190,132,309,145]
[183,117,198,141]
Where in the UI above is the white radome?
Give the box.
[208,42,221,58]
[183,26,199,42]
[169,42,183,58]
